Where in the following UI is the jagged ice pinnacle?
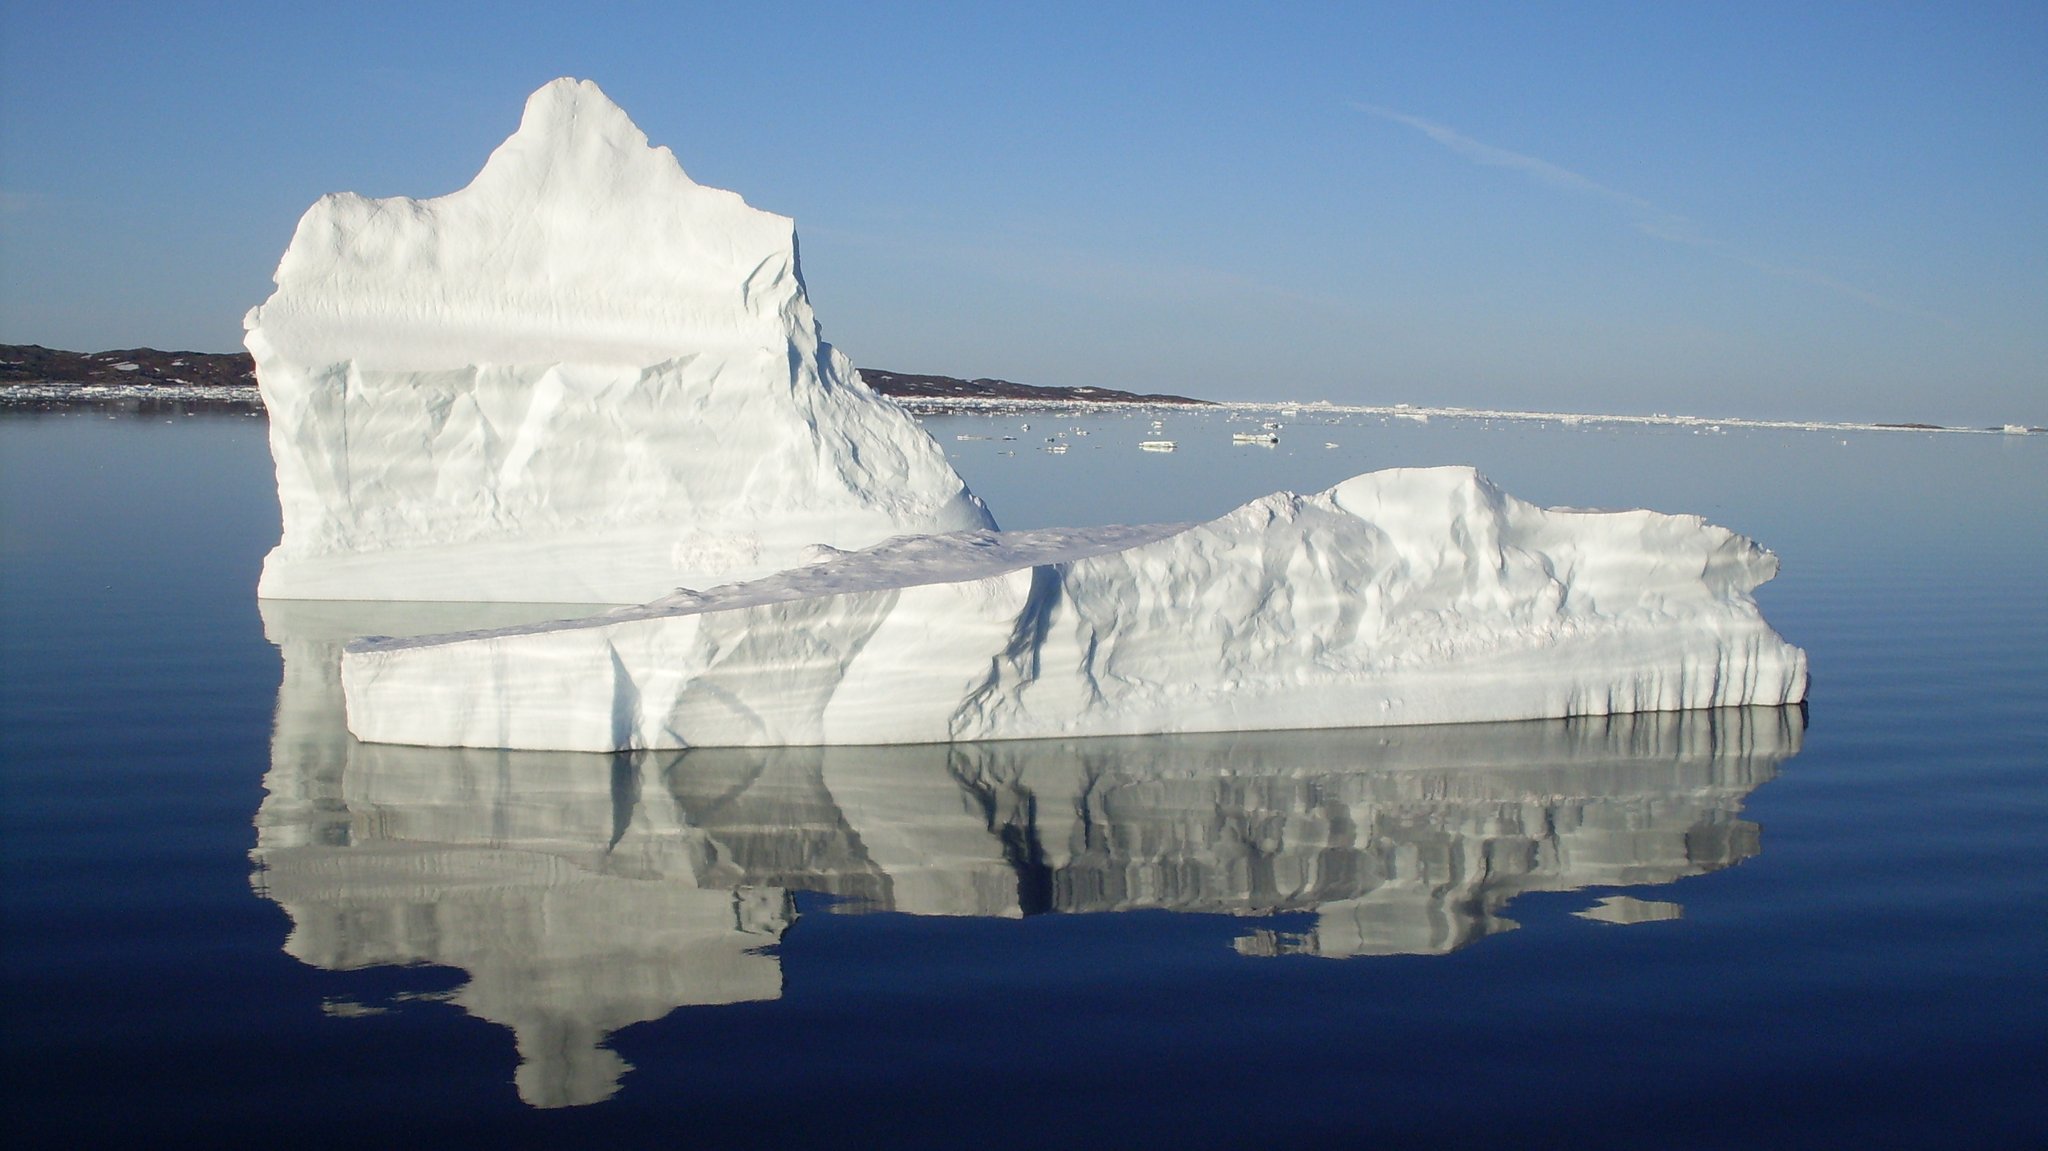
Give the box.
[247,77,992,603]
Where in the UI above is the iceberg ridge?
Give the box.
[341,466,1809,749]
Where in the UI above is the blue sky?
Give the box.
[2,1,2042,423]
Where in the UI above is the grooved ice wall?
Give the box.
[247,78,991,603]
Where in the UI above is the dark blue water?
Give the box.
[3,408,2043,1148]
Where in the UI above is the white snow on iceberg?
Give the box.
[248,78,991,603]
[341,466,1809,750]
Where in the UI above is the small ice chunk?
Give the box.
[1574,896,1685,924]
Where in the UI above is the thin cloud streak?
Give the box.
[1355,103,1669,222]
[1353,103,1951,325]
[809,222,1362,314]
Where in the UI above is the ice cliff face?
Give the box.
[247,77,991,602]
[340,466,1810,749]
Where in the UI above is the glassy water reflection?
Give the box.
[252,598,1801,1108]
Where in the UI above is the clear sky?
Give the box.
[2,1,2042,424]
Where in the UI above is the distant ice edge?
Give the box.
[340,466,1809,750]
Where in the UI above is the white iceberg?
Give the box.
[254,79,1807,747]
[341,465,1809,749]
[256,593,1798,1104]
[248,78,991,602]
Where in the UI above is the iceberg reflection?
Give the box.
[252,600,1802,1107]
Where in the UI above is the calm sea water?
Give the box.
[2,405,2043,1148]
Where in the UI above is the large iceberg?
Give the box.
[257,78,1807,746]
[248,78,991,602]
[342,466,1809,749]
[258,594,1799,1105]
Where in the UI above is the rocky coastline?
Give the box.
[0,344,1208,413]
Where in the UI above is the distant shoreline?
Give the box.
[1,343,2036,434]
[0,344,1210,413]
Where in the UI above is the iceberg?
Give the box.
[253,78,1806,747]
[257,596,1799,1104]
[247,78,991,602]
[341,466,1808,749]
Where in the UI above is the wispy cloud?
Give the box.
[809,222,1360,314]
[1354,104,1684,231]
[1353,103,1949,325]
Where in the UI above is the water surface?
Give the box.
[3,406,2043,1147]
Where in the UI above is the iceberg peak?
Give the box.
[251,77,810,372]
[466,78,714,216]
[508,77,673,171]
[249,78,992,603]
